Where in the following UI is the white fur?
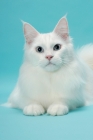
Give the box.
[77,44,93,70]
[4,17,93,116]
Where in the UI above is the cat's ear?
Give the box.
[23,22,39,45]
[53,17,69,40]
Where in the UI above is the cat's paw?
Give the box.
[47,104,69,116]
[23,104,45,116]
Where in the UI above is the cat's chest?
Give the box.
[21,64,75,99]
[30,68,73,107]
[28,67,70,95]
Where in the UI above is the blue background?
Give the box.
[0,0,93,140]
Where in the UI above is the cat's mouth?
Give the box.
[46,62,56,66]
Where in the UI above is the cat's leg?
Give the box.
[8,87,47,116]
[47,102,69,116]
[23,103,45,116]
[8,86,45,116]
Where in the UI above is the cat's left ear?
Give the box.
[23,22,39,45]
[53,17,69,40]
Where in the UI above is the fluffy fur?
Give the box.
[3,17,93,116]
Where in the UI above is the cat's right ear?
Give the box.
[23,21,39,45]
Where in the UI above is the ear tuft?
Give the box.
[20,19,25,24]
[54,17,69,40]
[23,22,39,45]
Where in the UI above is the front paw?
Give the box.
[47,104,69,116]
[23,104,45,116]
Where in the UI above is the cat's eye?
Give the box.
[53,44,61,51]
[36,46,44,53]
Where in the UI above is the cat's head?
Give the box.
[23,16,74,72]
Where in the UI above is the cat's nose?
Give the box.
[45,55,53,60]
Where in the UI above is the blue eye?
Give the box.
[53,44,61,51]
[36,46,44,53]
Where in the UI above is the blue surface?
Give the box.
[0,105,93,140]
[0,0,93,140]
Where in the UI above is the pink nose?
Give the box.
[45,55,53,60]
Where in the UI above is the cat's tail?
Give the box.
[77,44,93,70]
[1,102,13,108]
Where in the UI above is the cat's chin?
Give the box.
[44,64,60,72]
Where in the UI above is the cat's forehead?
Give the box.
[35,32,63,46]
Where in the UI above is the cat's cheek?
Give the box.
[26,51,40,65]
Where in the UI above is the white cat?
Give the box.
[4,16,93,116]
